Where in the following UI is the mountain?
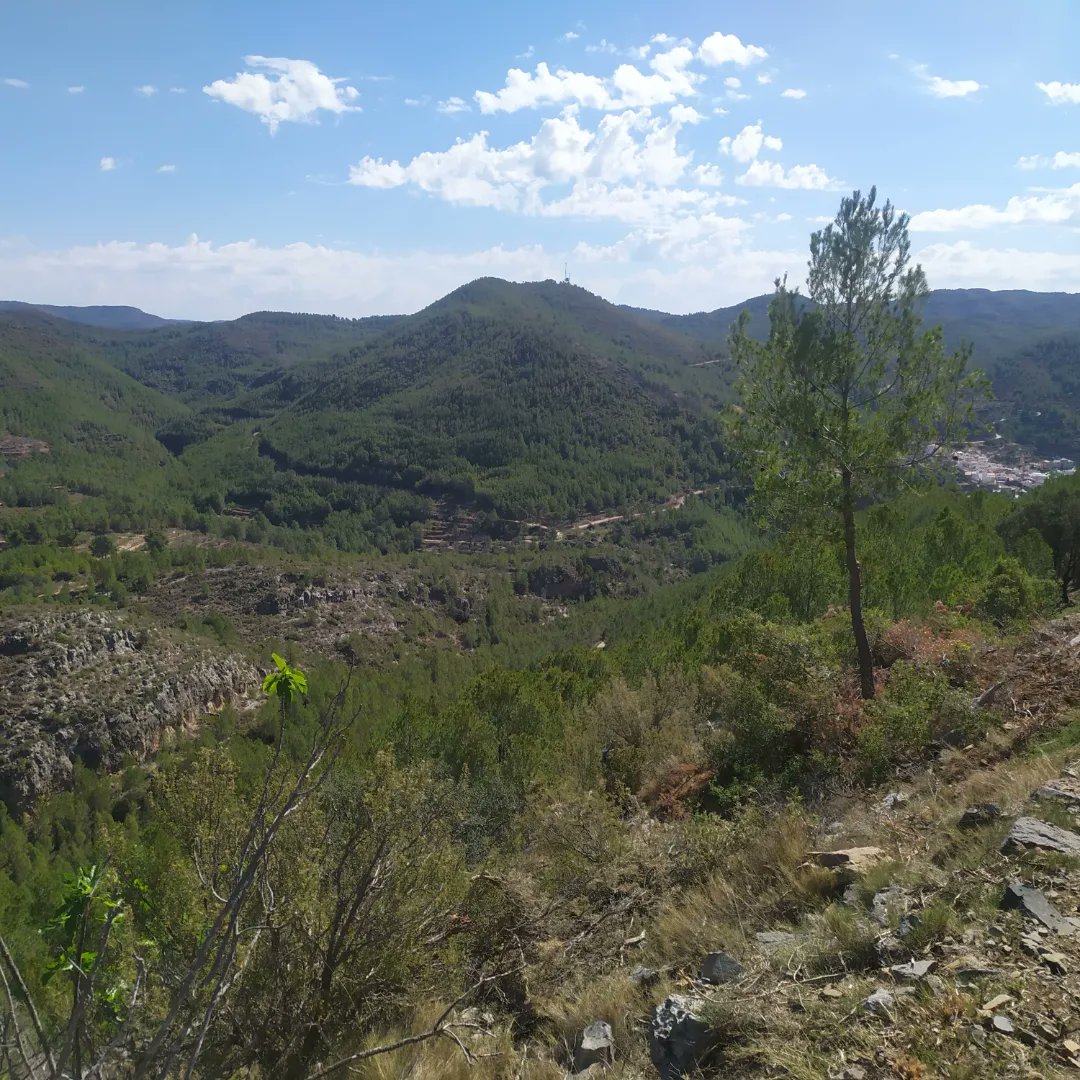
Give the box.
[103,310,405,405]
[257,278,729,520]
[0,310,189,516]
[0,300,181,331]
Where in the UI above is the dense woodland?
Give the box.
[2,254,1080,1077]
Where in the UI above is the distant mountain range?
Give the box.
[1,279,1078,534]
[0,300,185,331]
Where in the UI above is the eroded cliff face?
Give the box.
[0,610,259,815]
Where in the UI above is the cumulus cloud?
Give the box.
[562,31,579,41]
[719,122,782,164]
[1037,81,1080,105]
[203,55,360,133]
[475,62,613,113]
[697,32,768,67]
[911,63,983,98]
[99,157,117,172]
[909,184,1080,231]
[1017,151,1080,170]
[157,164,176,173]
[437,96,470,114]
[3,77,29,89]
[781,87,806,100]
[724,77,742,89]
[348,106,708,220]
[736,160,837,190]
[169,87,187,94]
[757,72,772,85]
[67,85,85,94]
[474,46,703,114]
[135,84,158,96]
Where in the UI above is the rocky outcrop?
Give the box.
[649,995,715,1079]
[0,611,258,815]
[1001,816,1080,856]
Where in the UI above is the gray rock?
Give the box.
[881,791,909,811]
[991,1015,1015,1035]
[1035,777,1080,809]
[649,995,715,1079]
[871,886,908,928]
[896,913,922,941]
[628,965,660,988]
[754,930,798,951]
[1000,881,1080,935]
[863,988,895,1015]
[958,803,1002,829]
[699,951,744,985]
[1001,816,1080,856]
[890,959,935,980]
[573,1021,613,1073]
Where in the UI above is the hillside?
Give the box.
[0,300,180,331]
[257,279,730,521]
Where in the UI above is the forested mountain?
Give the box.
[0,312,190,515]
[0,300,180,331]
[258,279,729,520]
[2,279,1080,550]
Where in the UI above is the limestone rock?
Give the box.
[809,847,886,873]
[573,1021,613,1073]
[1000,881,1079,935]
[1001,816,1080,856]
[890,959,935,981]
[863,988,895,1015]
[958,803,1002,829]
[1034,776,1080,809]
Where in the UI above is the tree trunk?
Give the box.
[841,470,875,699]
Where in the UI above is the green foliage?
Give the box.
[261,652,308,704]
[999,474,1080,604]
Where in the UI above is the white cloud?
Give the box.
[203,55,361,133]
[404,97,426,107]
[562,31,579,41]
[517,45,535,60]
[736,159,838,190]
[169,87,187,94]
[697,32,768,68]
[724,76,742,89]
[909,184,1080,231]
[912,63,983,98]
[1037,80,1080,105]
[135,84,159,96]
[925,74,984,98]
[349,106,708,219]
[157,164,177,173]
[719,122,782,164]
[586,39,618,55]
[67,85,85,94]
[475,62,613,113]
[99,157,116,172]
[781,87,806,100]
[756,72,772,85]
[917,240,1080,292]
[1016,151,1080,170]
[3,77,29,89]
[474,47,705,114]
[612,46,702,107]
[692,163,725,186]
[437,96,470,114]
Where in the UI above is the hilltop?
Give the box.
[0,300,182,331]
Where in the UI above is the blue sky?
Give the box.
[1,0,1078,318]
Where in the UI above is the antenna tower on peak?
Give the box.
[562,261,571,285]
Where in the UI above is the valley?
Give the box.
[3,272,1080,1080]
